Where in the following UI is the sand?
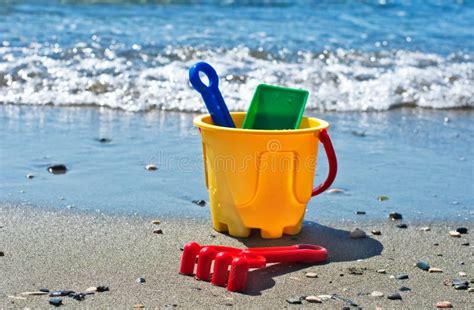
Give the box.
[0,204,472,309]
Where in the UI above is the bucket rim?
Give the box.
[193,112,329,135]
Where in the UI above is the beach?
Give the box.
[1,204,472,309]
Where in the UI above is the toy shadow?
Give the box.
[236,221,383,296]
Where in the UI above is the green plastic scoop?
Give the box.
[242,84,309,130]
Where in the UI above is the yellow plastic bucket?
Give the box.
[194,112,338,239]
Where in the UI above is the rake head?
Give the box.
[179,242,328,292]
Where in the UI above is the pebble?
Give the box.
[419,226,431,231]
[327,188,345,194]
[39,288,50,293]
[96,138,112,143]
[436,301,453,308]
[395,273,409,280]
[429,268,443,273]
[371,230,381,235]
[456,227,468,234]
[468,288,474,292]
[136,277,146,283]
[396,224,408,229]
[153,229,163,234]
[145,164,157,171]
[49,298,63,307]
[377,269,386,274]
[151,220,161,225]
[26,173,34,179]
[0,251,4,257]
[371,291,384,297]
[449,231,461,237]
[461,242,470,246]
[96,286,109,292]
[286,297,303,304]
[355,211,366,215]
[70,292,86,301]
[458,272,466,277]
[305,272,318,278]
[21,291,48,296]
[387,292,402,300]
[133,304,145,308]
[399,286,411,292]
[416,261,430,271]
[389,212,402,220]
[47,164,67,175]
[49,290,74,297]
[350,228,366,239]
[317,295,333,301]
[85,287,97,292]
[192,200,206,206]
[305,295,322,303]
[378,195,389,201]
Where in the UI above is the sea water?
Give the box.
[0,0,473,221]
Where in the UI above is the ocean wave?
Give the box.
[0,44,473,112]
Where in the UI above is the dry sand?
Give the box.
[0,204,472,309]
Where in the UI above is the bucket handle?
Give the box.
[312,129,338,196]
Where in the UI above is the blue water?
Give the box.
[1,0,473,111]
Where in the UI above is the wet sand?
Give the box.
[1,204,472,309]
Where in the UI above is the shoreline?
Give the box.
[1,204,472,309]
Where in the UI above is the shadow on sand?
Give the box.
[234,221,383,295]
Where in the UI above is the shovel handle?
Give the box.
[312,129,337,196]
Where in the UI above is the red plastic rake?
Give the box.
[179,242,328,292]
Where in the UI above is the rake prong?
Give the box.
[179,242,202,276]
[211,251,234,287]
[195,246,218,281]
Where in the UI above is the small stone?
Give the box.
[49,298,63,307]
[341,307,351,310]
[318,295,333,301]
[371,230,381,235]
[377,269,386,274]
[96,138,112,143]
[419,227,431,231]
[395,273,409,280]
[47,164,67,175]
[192,200,206,206]
[21,291,48,296]
[69,292,86,301]
[399,286,411,292]
[387,292,402,300]
[39,288,50,293]
[459,272,467,277]
[390,275,395,279]
[96,286,109,292]
[145,164,157,171]
[133,304,145,309]
[49,290,74,297]
[371,291,384,297]
[305,295,321,303]
[452,279,468,290]
[327,188,345,194]
[350,228,366,239]
[468,288,474,292]
[153,229,163,234]
[436,301,453,308]
[26,173,34,179]
[305,272,318,278]
[286,297,303,304]
[449,231,461,237]
[416,261,430,271]
[378,195,389,201]
[429,268,443,273]
[389,212,402,220]
[136,277,146,283]
[85,287,97,292]
[461,242,470,246]
[456,227,468,234]
[0,251,4,257]
[355,211,366,215]
[151,220,161,225]
[396,224,408,229]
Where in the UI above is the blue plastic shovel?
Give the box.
[189,62,235,128]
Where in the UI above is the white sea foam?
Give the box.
[0,45,472,112]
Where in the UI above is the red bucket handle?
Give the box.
[312,129,338,196]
